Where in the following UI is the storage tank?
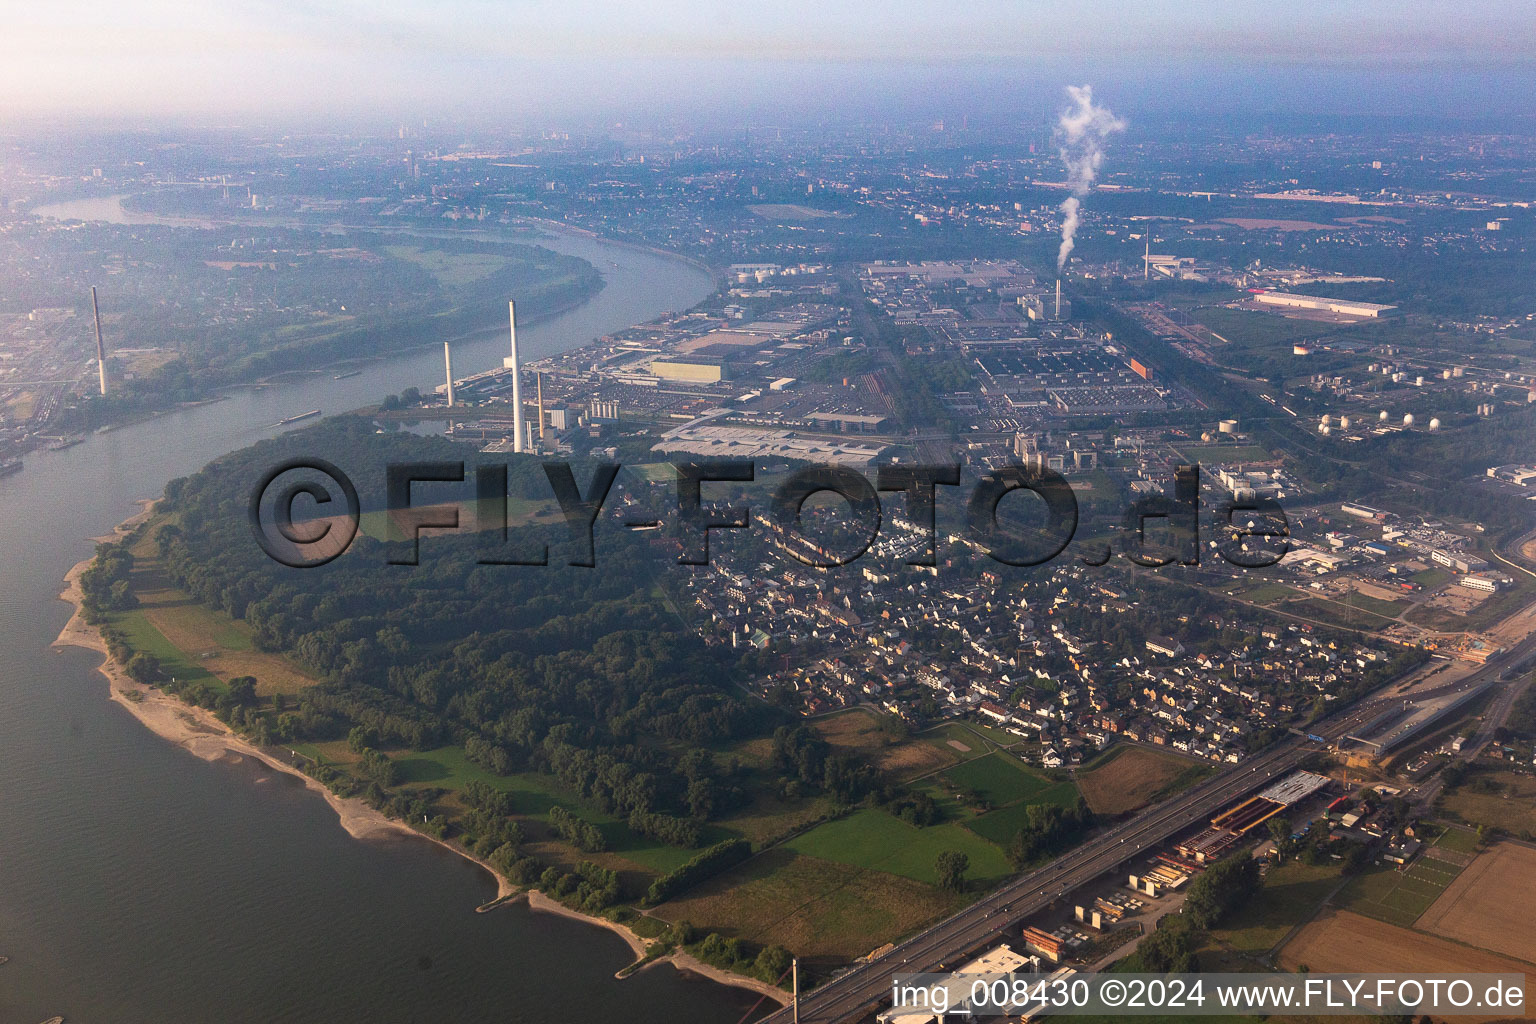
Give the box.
[1320,414,1332,427]
[1379,410,1389,421]
[1218,419,1238,434]
[1428,418,1441,430]
[1340,416,1352,429]
[1403,413,1415,427]
[1319,424,1332,436]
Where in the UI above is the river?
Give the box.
[0,197,764,1023]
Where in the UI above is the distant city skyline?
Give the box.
[3,1,1535,120]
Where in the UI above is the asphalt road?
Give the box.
[764,633,1536,1024]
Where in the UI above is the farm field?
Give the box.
[784,807,1012,885]
[811,708,960,780]
[1201,860,1345,967]
[652,847,958,961]
[1194,306,1359,348]
[713,790,840,846]
[116,523,313,696]
[1076,745,1210,816]
[908,750,1085,852]
[1439,768,1536,836]
[1280,908,1530,1019]
[937,751,1066,808]
[1286,598,1397,631]
[381,243,513,288]
[1417,842,1536,964]
[109,607,224,694]
[965,789,1083,845]
[1237,582,1298,605]
[1335,827,1471,927]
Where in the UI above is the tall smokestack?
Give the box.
[90,286,108,396]
[537,371,545,441]
[1144,240,1150,280]
[1055,279,1062,319]
[443,341,455,407]
[504,300,525,453]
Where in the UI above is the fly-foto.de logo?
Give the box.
[249,459,1290,571]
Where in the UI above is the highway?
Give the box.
[764,632,1536,1024]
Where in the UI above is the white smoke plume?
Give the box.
[1055,84,1125,271]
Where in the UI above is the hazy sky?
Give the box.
[4,0,1535,121]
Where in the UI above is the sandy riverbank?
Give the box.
[643,951,791,1007]
[56,505,787,1005]
[53,510,514,898]
[522,893,788,1004]
[525,890,649,959]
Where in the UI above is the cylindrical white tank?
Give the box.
[1340,416,1352,429]
[1403,413,1415,427]
[1319,425,1332,435]
[1428,417,1441,430]
[1379,410,1389,421]
[1320,414,1332,427]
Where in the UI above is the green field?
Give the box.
[939,752,1062,807]
[109,607,225,693]
[966,786,1085,845]
[382,244,512,288]
[651,847,962,960]
[1411,567,1452,588]
[1335,833,1468,928]
[1288,598,1397,631]
[924,751,1084,848]
[784,808,1013,885]
[390,746,713,873]
[918,720,1023,756]
[1432,825,1480,854]
[1238,582,1298,605]
[1203,860,1344,964]
[1195,306,1355,348]
[1338,591,1406,618]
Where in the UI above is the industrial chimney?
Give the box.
[90,287,108,396]
[1054,279,1062,320]
[503,301,525,453]
[443,342,455,407]
[537,371,546,442]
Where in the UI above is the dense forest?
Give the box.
[153,417,759,835]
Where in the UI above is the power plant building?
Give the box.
[649,358,728,383]
[1253,291,1398,318]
